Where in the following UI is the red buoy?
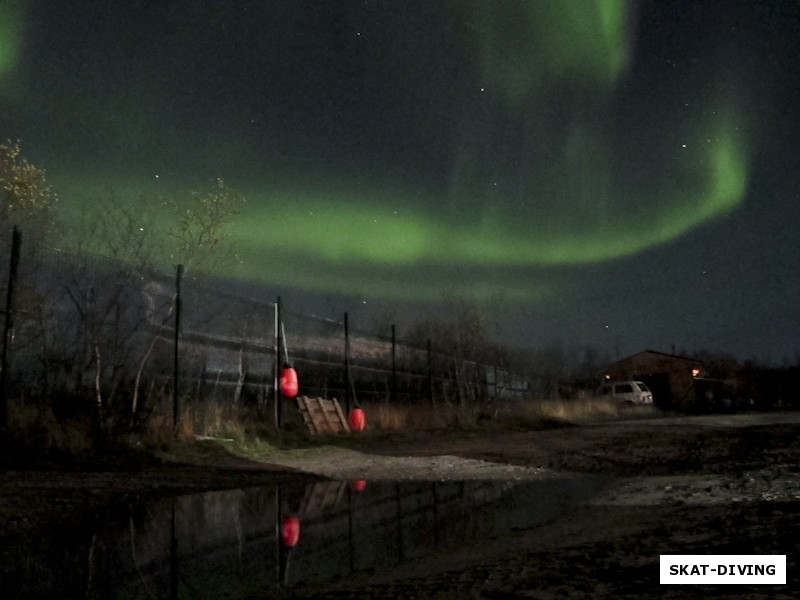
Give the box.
[351,479,367,492]
[281,515,301,547]
[280,365,299,398]
[349,407,366,432]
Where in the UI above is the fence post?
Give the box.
[344,312,351,414]
[1,226,22,444]
[173,264,183,435]
[170,501,179,600]
[390,324,397,405]
[274,296,282,430]
[427,338,434,408]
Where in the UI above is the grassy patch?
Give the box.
[349,397,659,433]
[3,391,661,468]
[6,399,94,462]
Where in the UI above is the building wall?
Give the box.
[601,351,703,410]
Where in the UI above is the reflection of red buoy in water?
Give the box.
[349,408,366,432]
[281,515,301,547]
[351,479,367,492]
[280,365,299,398]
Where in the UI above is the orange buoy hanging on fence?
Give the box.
[281,515,301,547]
[280,364,299,398]
[349,407,366,432]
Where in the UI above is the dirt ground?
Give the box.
[2,411,799,598]
[277,412,800,599]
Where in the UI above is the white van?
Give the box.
[595,380,653,405]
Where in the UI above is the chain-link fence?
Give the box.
[1,226,530,435]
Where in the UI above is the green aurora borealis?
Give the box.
[2,0,798,359]
[218,0,750,298]
[229,119,746,268]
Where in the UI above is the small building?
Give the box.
[600,350,704,410]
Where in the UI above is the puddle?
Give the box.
[4,476,608,598]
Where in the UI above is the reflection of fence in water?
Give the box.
[110,479,521,596]
[3,476,602,598]
[287,480,520,584]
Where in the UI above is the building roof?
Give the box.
[601,349,705,372]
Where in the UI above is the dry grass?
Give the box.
[354,396,657,432]
[174,400,285,454]
[7,399,94,458]
[494,397,660,426]
[173,400,247,442]
[502,397,620,424]
[357,401,488,431]
[138,412,177,448]
[5,391,658,464]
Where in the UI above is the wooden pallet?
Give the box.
[296,395,351,435]
[299,481,348,517]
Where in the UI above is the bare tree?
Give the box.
[54,178,244,429]
[130,178,245,423]
[2,149,246,433]
[53,192,163,431]
[168,177,245,274]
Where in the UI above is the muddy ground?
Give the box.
[2,411,799,598]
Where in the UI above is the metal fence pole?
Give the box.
[344,312,351,414]
[173,264,183,435]
[170,500,179,600]
[274,296,282,430]
[1,226,22,443]
[390,324,397,405]
[427,338,434,408]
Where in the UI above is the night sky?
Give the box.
[2,0,799,363]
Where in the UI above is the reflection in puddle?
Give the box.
[5,476,606,598]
